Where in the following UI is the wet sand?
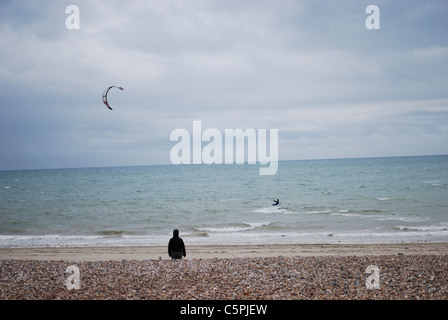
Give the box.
[1,242,447,262]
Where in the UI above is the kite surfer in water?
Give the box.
[272,199,279,206]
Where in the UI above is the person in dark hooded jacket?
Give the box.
[168,229,186,259]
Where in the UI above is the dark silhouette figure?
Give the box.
[272,199,280,206]
[168,229,186,260]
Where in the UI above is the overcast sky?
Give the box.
[0,0,447,170]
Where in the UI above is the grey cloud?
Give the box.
[0,0,447,170]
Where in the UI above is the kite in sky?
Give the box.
[102,86,124,110]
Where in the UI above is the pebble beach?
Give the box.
[1,244,447,300]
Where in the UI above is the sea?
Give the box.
[1,155,447,248]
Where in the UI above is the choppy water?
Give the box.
[1,156,447,247]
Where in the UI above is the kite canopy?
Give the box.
[102,86,124,110]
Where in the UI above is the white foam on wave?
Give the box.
[332,211,428,223]
[332,212,364,218]
[378,215,428,222]
[219,198,239,202]
[197,226,252,233]
[254,206,297,214]
[2,225,448,248]
[306,210,331,214]
[196,221,271,233]
[0,234,106,248]
[396,223,448,232]
[422,180,440,184]
[0,233,175,248]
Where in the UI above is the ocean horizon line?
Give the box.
[1,153,447,173]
